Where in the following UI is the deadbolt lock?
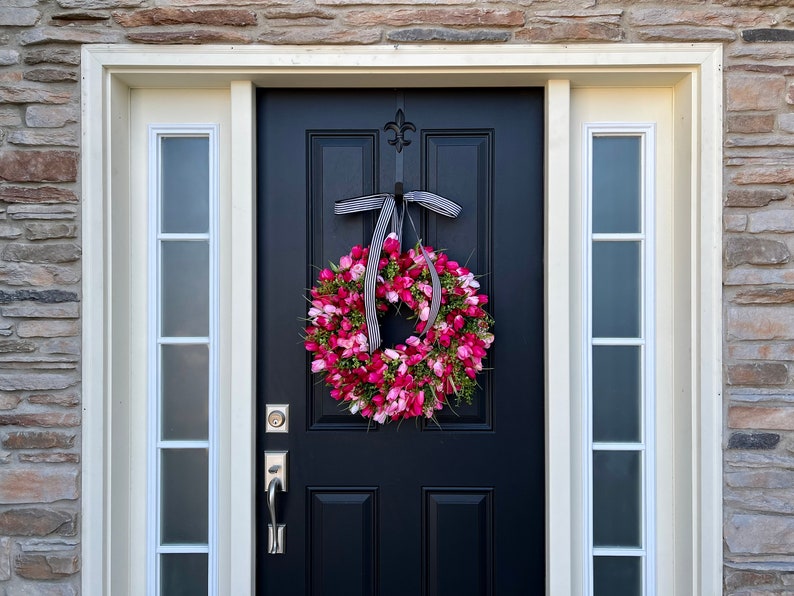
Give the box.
[265,404,289,433]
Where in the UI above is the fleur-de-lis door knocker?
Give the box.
[384,108,416,153]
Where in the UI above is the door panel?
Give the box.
[309,489,378,596]
[423,488,493,595]
[422,131,494,429]
[257,88,544,595]
[307,132,379,430]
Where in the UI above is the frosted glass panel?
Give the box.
[161,553,208,596]
[593,451,641,547]
[592,241,640,338]
[592,136,641,234]
[161,137,209,234]
[594,556,642,596]
[593,346,641,443]
[161,344,209,441]
[161,241,209,337]
[161,449,208,544]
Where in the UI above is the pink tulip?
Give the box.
[419,305,430,321]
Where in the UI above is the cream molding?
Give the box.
[81,43,722,596]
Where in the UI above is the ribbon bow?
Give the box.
[334,188,462,353]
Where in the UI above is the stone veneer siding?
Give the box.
[0,1,793,594]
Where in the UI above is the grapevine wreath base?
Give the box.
[304,233,494,424]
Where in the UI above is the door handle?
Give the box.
[265,451,287,554]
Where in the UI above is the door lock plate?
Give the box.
[264,450,288,492]
[265,404,289,433]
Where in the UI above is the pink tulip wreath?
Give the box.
[304,233,494,424]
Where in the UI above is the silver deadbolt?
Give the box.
[265,404,289,433]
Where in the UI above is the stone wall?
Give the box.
[0,0,793,594]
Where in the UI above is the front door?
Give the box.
[256,88,544,595]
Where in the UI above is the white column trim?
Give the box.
[80,45,109,596]
[227,80,257,596]
[81,43,723,596]
[695,46,724,596]
[544,78,572,596]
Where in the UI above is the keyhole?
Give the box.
[268,411,285,428]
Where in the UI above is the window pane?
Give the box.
[594,556,642,596]
[592,241,640,338]
[161,553,208,596]
[161,449,208,544]
[161,344,209,441]
[593,451,641,547]
[161,137,209,234]
[592,136,641,234]
[593,346,641,443]
[161,241,209,337]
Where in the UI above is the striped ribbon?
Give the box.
[334,191,462,353]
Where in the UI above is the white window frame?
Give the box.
[147,126,221,595]
[82,44,723,596]
[582,124,656,594]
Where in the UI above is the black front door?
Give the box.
[257,88,544,595]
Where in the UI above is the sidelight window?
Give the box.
[148,127,219,596]
[583,126,656,596]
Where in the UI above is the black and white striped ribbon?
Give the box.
[334,191,462,353]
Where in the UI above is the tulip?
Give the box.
[457,345,473,360]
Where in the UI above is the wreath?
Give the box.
[304,233,494,424]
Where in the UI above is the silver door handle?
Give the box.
[264,451,287,554]
[266,474,284,554]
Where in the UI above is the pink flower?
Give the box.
[459,272,480,289]
[311,359,326,373]
[383,348,400,360]
[319,268,334,281]
[351,263,366,280]
[339,255,353,269]
[432,360,444,377]
[382,233,400,254]
[456,345,473,360]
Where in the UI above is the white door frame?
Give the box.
[81,43,723,595]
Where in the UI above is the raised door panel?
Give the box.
[307,133,378,430]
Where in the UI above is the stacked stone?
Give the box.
[1,6,82,594]
[0,0,792,593]
[719,6,794,593]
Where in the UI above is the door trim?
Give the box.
[81,43,723,596]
